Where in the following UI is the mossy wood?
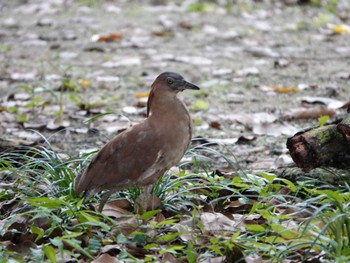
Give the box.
[287,114,350,172]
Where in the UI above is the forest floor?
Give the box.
[1,1,350,262]
[1,0,349,172]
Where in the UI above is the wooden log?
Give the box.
[287,114,350,172]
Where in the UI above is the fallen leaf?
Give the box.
[5,240,37,257]
[335,71,350,79]
[212,68,233,76]
[10,72,36,81]
[161,253,182,263]
[301,96,345,110]
[10,93,31,101]
[274,86,299,93]
[252,122,298,137]
[136,97,148,108]
[96,76,120,82]
[236,67,259,77]
[209,121,221,129]
[92,252,121,263]
[221,30,239,40]
[134,92,150,98]
[11,130,42,141]
[46,119,70,131]
[274,154,294,168]
[102,57,141,68]
[245,46,280,58]
[91,33,123,42]
[101,203,133,218]
[200,257,226,263]
[151,30,173,37]
[94,120,131,134]
[37,17,54,27]
[122,106,140,115]
[178,21,192,30]
[175,56,212,66]
[70,127,89,134]
[200,212,240,232]
[331,24,350,34]
[78,79,91,87]
[206,136,255,145]
[245,254,263,263]
[285,106,336,119]
[59,51,78,60]
[134,193,162,214]
[23,121,47,130]
[190,100,208,111]
[274,58,292,68]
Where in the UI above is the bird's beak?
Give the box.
[178,80,200,91]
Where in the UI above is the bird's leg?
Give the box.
[135,184,155,214]
[144,184,153,196]
[98,190,112,212]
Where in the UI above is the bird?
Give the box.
[74,72,200,212]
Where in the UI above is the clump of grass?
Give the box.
[1,137,350,262]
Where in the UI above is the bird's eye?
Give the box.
[166,78,174,85]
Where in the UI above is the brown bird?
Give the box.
[75,72,200,211]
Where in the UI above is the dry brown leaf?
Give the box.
[200,212,240,232]
[92,33,123,42]
[92,253,121,263]
[287,106,336,119]
[134,193,162,214]
[178,21,193,30]
[173,220,193,243]
[102,203,133,217]
[105,199,131,210]
[151,30,173,37]
[161,253,182,263]
[5,240,37,256]
[209,121,221,129]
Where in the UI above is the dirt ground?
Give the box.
[0,0,349,171]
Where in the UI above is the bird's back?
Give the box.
[74,121,164,194]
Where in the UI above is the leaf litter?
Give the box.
[1,0,350,262]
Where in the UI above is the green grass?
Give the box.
[1,140,350,262]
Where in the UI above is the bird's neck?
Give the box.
[147,88,189,121]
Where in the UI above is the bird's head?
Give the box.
[147,72,200,117]
[152,72,200,93]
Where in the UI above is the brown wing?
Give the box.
[74,121,163,194]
